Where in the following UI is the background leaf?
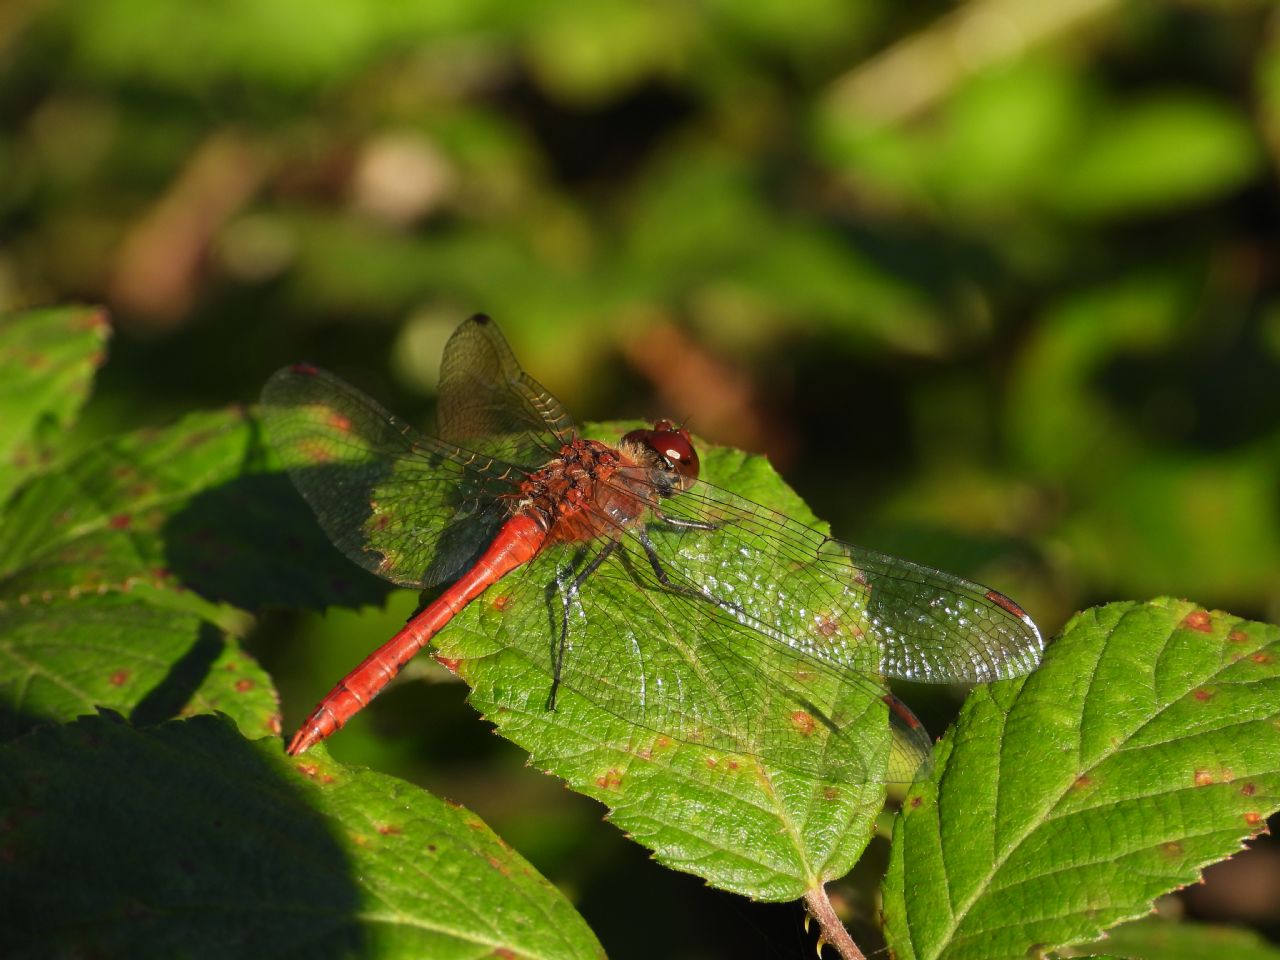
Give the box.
[0,305,109,503]
[883,598,1280,960]
[1085,916,1280,960]
[1078,916,1280,959]
[0,713,605,960]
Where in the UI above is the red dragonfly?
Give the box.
[262,315,1042,783]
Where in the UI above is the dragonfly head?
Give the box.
[622,419,700,495]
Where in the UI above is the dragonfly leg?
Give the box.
[548,539,620,710]
[636,527,737,611]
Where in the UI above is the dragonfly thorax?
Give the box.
[512,437,652,545]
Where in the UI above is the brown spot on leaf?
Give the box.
[1182,610,1213,633]
[1242,782,1257,796]
[813,614,840,637]
[1250,652,1272,665]
[1161,841,1183,858]
[790,710,816,736]
[493,950,517,960]
[108,513,132,530]
[492,595,513,612]
[823,787,839,801]
[705,757,717,769]
[299,441,332,464]
[109,670,130,686]
[1193,689,1212,701]
[910,796,923,808]
[234,679,254,693]
[327,412,353,433]
[296,763,319,779]
[265,714,282,735]
[377,824,402,836]
[1228,629,1250,644]
[595,768,622,790]
[1194,770,1214,787]
[487,855,510,875]
[1072,774,1093,790]
[1244,812,1263,827]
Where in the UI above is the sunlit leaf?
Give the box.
[0,713,605,960]
[1049,96,1261,219]
[434,429,902,902]
[883,598,1280,960]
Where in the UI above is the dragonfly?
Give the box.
[262,314,1043,784]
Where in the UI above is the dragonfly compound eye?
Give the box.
[622,420,700,491]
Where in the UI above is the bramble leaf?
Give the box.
[0,408,284,739]
[1080,916,1280,959]
[0,713,604,960]
[434,426,896,902]
[0,305,110,504]
[883,598,1280,960]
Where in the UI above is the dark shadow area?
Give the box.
[163,470,392,615]
[0,712,364,959]
[576,837,811,960]
[130,620,226,727]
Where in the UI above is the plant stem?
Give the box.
[803,885,866,960]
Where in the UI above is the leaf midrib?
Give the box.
[926,604,1220,958]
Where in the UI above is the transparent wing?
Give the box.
[260,364,530,588]
[436,314,576,464]
[441,534,931,785]
[617,472,1044,685]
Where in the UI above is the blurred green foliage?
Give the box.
[2,0,1279,955]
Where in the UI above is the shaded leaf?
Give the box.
[0,713,604,960]
[1079,916,1280,959]
[0,405,387,742]
[0,305,110,503]
[0,589,275,742]
[0,405,388,612]
[883,598,1280,960]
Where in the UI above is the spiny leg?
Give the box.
[547,539,620,710]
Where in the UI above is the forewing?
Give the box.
[260,365,526,588]
[436,315,576,464]
[648,478,1045,684]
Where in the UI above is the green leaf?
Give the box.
[1049,95,1261,219]
[434,429,898,902]
[0,401,383,743]
[0,587,276,741]
[0,305,110,504]
[883,598,1280,960]
[0,403,389,610]
[0,713,605,960]
[1079,916,1280,959]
